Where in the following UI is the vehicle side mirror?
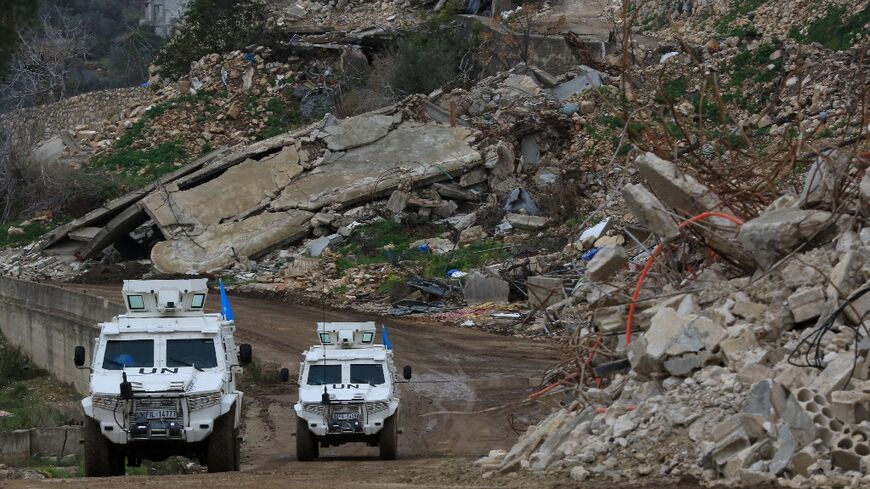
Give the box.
[74,346,86,367]
[238,344,252,366]
[403,365,412,380]
[279,368,290,382]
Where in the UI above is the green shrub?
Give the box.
[392,33,460,96]
[790,5,870,51]
[155,0,269,79]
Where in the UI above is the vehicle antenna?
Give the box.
[320,269,329,406]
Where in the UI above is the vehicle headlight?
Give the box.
[302,403,327,416]
[365,401,389,414]
[188,392,222,411]
[93,394,118,410]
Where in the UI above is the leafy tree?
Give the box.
[155,0,270,79]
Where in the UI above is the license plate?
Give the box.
[332,412,358,421]
[138,410,177,419]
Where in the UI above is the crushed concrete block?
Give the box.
[520,134,541,166]
[831,430,870,472]
[737,208,833,270]
[830,390,870,425]
[586,246,628,282]
[799,150,851,208]
[485,141,515,177]
[827,250,863,300]
[719,327,759,366]
[663,352,710,377]
[464,272,509,305]
[621,183,680,241]
[809,351,858,396]
[434,200,459,218]
[742,380,787,421]
[309,234,343,257]
[628,308,724,376]
[459,225,487,245]
[506,213,548,230]
[769,424,797,475]
[844,278,870,325]
[787,286,826,323]
[526,276,565,309]
[709,414,767,466]
[387,190,409,214]
[731,301,768,322]
[592,304,626,333]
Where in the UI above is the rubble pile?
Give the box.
[477,148,870,486]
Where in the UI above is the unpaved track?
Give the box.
[7,283,566,488]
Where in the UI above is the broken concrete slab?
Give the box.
[79,204,149,259]
[737,208,833,270]
[501,74,541,97]
[629,307,725,376]
[150,210,313,274]
[787,286,826,323]
[621,183,680,241]
[321,113,394,151]
[464,271,510,305]
[68,227,102,242]
[551,66,602,102]
[143,154,304,232]
[526,276,565,309]
[386,190,409,214]
[586,246,628,282]
[506,213,548,231]
[271,124,480,211]
[41,148,226,250]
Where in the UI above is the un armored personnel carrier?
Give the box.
[284,322,411,461]
[74,279,251,476]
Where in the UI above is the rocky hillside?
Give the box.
[1,0,870,487]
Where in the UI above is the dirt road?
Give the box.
[7,283,567,488]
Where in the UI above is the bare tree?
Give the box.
[0,11,93,110]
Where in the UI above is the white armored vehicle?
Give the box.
[74,279,251,476]
[284,322,411,460]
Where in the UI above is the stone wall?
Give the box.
[0,87,152,147]
[0,427,83,462]
[0,277,124,394]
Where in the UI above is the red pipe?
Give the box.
[624,211,745,345]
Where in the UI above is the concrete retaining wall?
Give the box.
[0,427,82,462]
[0,277,124,394]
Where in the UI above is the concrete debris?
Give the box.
[621,183,680,241]
[463,272,509,305]
[506,213,548,230]
[738,208,834,270]
[551,66,602,102]
[586,246,628,282]
[526,276,565,309]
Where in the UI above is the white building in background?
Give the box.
[143,0,190,37]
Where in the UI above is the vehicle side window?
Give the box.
[307,365,342,385]
[350,364,385,385]
[103,340,154,370]
[166,339,218,369]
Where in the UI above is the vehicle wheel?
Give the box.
[207,405,238,473]
[379,415,398,460]
[84,417,114,477]
[110,449,126,476]
[295,415,318,461]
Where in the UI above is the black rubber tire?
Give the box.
[295,415,318,461]
[207,405,238,473]
[379,415,398,460]
[84,417,114,477]
[110,449,126,476]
